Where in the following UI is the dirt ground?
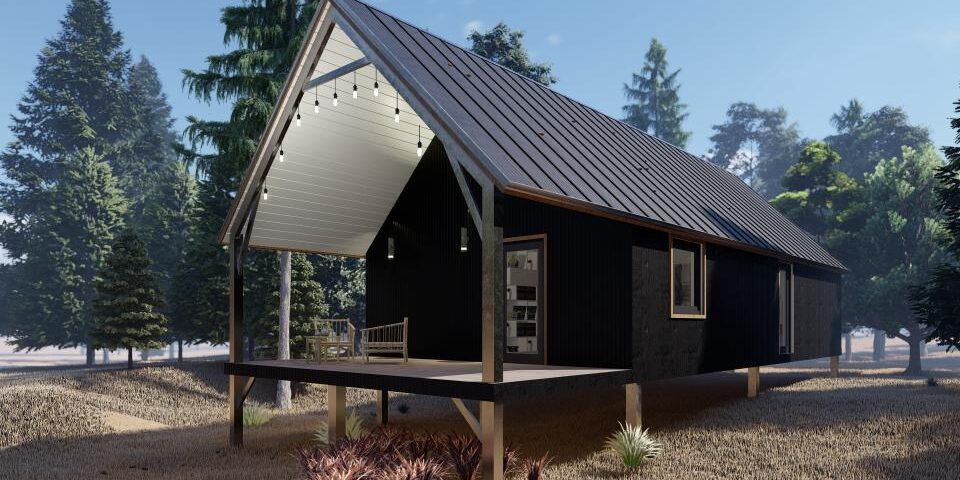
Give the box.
[0,344,958,479]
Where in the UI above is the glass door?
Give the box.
[504,238,545,364]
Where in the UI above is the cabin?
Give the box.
[219,1,844,478]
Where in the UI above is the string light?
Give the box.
[314,89,319,113]
[373,70,379,97]
[278,145,284,163]
[352,71,358,99]
[262,185,269,201]
[416,125,423,157]
[394,94,400,123]
[332,78,339,107]
[296,105,301,127]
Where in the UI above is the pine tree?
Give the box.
[468,23,557,86]
[622,38,691,148]
[283,253,328,360]
[0,0,133,364]
[91,231,168,368]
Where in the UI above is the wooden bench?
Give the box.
[360,317,408,363]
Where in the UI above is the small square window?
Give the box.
[671,237,705,319]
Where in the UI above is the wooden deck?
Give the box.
[224,358,632,401]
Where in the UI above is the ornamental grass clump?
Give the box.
[242,405,274,427]
[314,409,370,444]
[605,422,663,468]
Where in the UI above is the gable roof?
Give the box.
[330,0,844,271]
[221,0,844,272]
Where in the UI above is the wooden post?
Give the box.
[229,237,246,447]
[625,383,641,428]
[376,389,389,426]
[480,400,504,480]
[747,367,759,399]
[481,183,504,384]
[830,355,839,378]
[327,385,346,440]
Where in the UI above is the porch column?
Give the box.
[327,385,346,440]
[480,400,504,480]
[481,183,504,383]
[376,389,389,426]
[625,383,642,428]
[747,367,760,399]
[229,237,245,447]
[830,355,839,377]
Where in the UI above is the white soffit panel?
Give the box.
[250,24,435,256]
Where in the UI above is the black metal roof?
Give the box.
[333,0,845,271]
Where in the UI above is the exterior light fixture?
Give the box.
[352,71,358,99]
[394,94,400,123]
[373,70,379,97]
[387,237,395,260]
[417,125,423,157]
[332,78,339,106]
[262,185,269,201]
[314,89,319,113]
[278,145,284,163]
[460,227,468,252]
[296,105,301,127]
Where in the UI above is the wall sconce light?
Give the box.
[460,227,468,252]
[387,236,395,260]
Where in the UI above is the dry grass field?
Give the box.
[0,345,958,479]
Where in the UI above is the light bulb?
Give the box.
[262,188,269,201]
[279,148,284,162]
[296,113,301,127]
[332,93,338,107]
[352,84,358,99]
[374,82,379,97]
[314,99,319,113]
[394,107,400,123]
[417,140,423,157]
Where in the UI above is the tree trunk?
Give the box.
[843,333,852,361]
[127,347,133,369]
[177,339,183,362]
[872,329,885,361]
[277,251,292,410]
[920,341,927,357]
[86,345,96,366]
[904,336,923,376]
[102,349,110,364]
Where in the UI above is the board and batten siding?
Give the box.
[631,228,842,381]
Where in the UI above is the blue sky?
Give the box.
[1,0,959,157]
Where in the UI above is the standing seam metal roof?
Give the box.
[333,0,846,271]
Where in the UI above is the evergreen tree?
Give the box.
[708,102,804,198]
[825,102,931,180]
[178,0,324,352]
[622,38,691,148]
[468,23,557,86]
[0,0,133,364]
[912,94,960,351]
[281,253,328,360]
[91,231,168,368]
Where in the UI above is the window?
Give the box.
[670,237,706,318]
[778,263,794,354]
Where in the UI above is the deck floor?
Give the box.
[225,358,631,401]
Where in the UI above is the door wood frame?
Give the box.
[504,234,547,365]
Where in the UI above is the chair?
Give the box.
[305,319,355,362]
[360,317,408,363]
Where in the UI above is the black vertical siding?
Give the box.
[631,228,841,381]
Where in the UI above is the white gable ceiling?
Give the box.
[249,24,435,256]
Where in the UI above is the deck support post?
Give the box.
[228,235,245,447]
[625,383,641,428]
[747,367,760,399]
[830,355,839,377]
[376,389,389,426]
[327,385,346,441]
[480,400,504,480]
[481,183,504,384]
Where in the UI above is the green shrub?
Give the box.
[927,377,939,387]
[314,409,370,444]
[605,422,662,468]
[242,405,274,428]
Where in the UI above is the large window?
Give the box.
[670,237,706,318]
[778,263,794,354]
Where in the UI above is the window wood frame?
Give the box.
[669,234,707,319]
